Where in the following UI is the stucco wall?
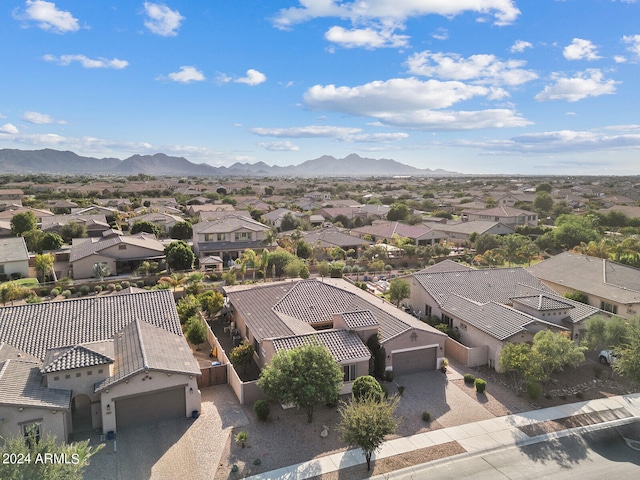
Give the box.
[0,259,29,278]
[71,254,116,280]
[0,407,69,442]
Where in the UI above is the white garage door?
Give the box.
[115,387,186,430]
[392,347,437,376]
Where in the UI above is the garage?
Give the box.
[392,346,437,376]
[115,386,186,430]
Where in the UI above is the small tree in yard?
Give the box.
[528,330,586,382]
[35,252,55,283]
[92,262,111,282]
[352,375,384,402]
[499,342,532,390]
[230,342,255,374]
[388,278,411,307]
[185,316,207,350]
[611,318,640,384]
[258,341,343,423]
[198,290,224,318]
[338,395,400,471]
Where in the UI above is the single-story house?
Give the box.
[224,278,447,393]
[461,206,538,227]
[432,220,515,245]
[0,237,30,280]
[528,251,640,318]
[350,221,448,246]
[0,290,201,441]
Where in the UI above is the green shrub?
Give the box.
[384,370,394,382]
[253,400,270,422]
[107,284,116,293]
[61,290,72,298]
[422,411,431,422]
[463,374,476,384]
[115,283,122,291]
[94,285,103,293]
[25,294,41,304]
[50,288,61,297]
[397,385,405,396]
[475,378,487,394]
[380,384,389,398]
[121,280,130,289]
[137,280,145,288]
[527,381,542,400]
[40,288,48,297]
[352,375,384,402]
[69,287,76,294]
[79,285,91,296]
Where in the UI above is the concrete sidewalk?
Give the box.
[245,393,640,480]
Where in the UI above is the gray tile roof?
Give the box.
[510,287,602,325]
[302,227,372,249]
[511,294,573,311]
[192,215,269,234]
[274,280,355,325]
[42,341,114,373]
[0,290,182,361]
[340,311,379,329]
[69,232,165,262]
[0,237,29,263]
[0,342,38,363]
[272,330,371,363]
[413,267,550,307]
[432,220,515,235]
[528,252,640,304]
[0,359,71,409]
[96,319,201,392]
[418,259,474,274]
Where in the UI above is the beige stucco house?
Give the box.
[0,290,201,441]
[0,237,30,280]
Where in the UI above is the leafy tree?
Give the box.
[352,375,383,402]
[35,252,55,283]
[60,222,87,243]
[333,214,351,228]
[10,211,37,236]
[499,234,530,267]
[499,342,532,390]
[296,240,312,259]
[0,433,103,480]
[582,315,631,351]
[387,203,410,222]
[563,291,589,304]
[528,330,586,381]
[185,316,207,349]
[284,258,306,278]
[612,318,640,384]
[280,212,300,232]
[258,341,343,423]
[92,262,111,281]
[130,220,162,238]
[176,294,200,324]
[553,214,601,250]
[230,342,255,374]
[0,282,28,306]
[164,240,195,271]
[40,232,64,251]
[338,395,400,471]
[22,229,45,253]
[198,289,224,318]
[388,278,411,307]
[533,192,554,214]
[474,234,502,255]
[267,248,297,278]
[158,273,187,292]
[169,221,193,240]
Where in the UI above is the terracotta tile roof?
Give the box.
[0,290,182,361]
[272,330,371,363]
[0,359,71,409]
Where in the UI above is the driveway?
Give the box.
[81,385,249,480]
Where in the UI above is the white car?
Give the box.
[599,349,617,365]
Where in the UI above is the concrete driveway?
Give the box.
[81,385,249,480]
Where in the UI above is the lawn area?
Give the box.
[1,278,40,288]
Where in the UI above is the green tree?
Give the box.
[533,192,554,215]
[351,375,384,402]
[198,289,224,318]
[338,395,400,471]
[267,249,297,278]
[499,342,532,390]
[0,433,103,480]
[164,240,195,271]
[10,211,37,236]
[230,342,255,374]
[582,315,631,351]
[22,229,45,253]
[536,182,553,193]
[387,203,410,222]
[0,281,27,306]
[176,294,200,325]
[40,232,64,251]
[528,330,586,381]
[388,278,411,307]
[258,341,343,423]
[563,291,589,304]
[158,272,187,292]
[553,214,601,250]
[60,222,87,243]
[611,318,640,384]
[280,212,300,232]
[185,316,207,350]
[474,234,502,255]
[499,234,529,267]
[169,221,193,240]
[35,252,55,283]
[130,220,162,237]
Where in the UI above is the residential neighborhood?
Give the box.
[1,173,640,479]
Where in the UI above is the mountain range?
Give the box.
[0,149,458,177]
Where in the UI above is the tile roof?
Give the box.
[528,252,640,304]
[418,259,474,274]
[350,221,433,240]
[0,290,182,360]
[302,227,372,248]
[463,205,536,216]
[0,359,71,409]
[340,311,379,329]
[192,215,269,234]
[511,294,574,311]
[272,330,371,363]
[69,232,165,262]
[0,237,29,263]
[432,220,515,235]
[274,280,355,325]
[96,319,201,391]
[41,341,114,373]
[413,267,550,307]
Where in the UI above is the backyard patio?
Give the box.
[207,316,261,381]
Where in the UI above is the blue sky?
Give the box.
[1,1,639,175]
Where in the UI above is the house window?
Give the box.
[98,369,103,374]
[442,314,453,327]
[53,376,59,381]
[217,233,226,241]
[0,265,4,275]
[234,232,250,241]
[253,338,260,357]
[76,372,81,377]
[22,422,41,445]
[119,244,127,250]
[87,370,92,376]
[65,374,70,379]
[343,364,357,382]
[204,233,214,242]
[425,305,432,317]
[245,325,249,338]
[601,301,618,314]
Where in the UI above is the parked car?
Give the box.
[599,349,617,365]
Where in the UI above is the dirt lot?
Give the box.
[213,353,638,480]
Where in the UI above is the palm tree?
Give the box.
[158,273,187,292]
[92,262,111,282]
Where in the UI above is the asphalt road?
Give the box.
[383,421,640,479]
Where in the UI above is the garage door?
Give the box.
[115,387,186,430]
[392,347,437,376]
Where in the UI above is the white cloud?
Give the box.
[143,2,184,37]
[250,125,409,143]
[235,69,267,86]
[303,77,530,130]
[22,111,66,124]
[614,55,627,63]
[43,54,128,69]
[510,40,532,53]
[257,141,300,151]
[431,28,448,41]
[0,124,19,134]
[563,38,601,61]
[16,0,80,34]
[622,34,640,58]
[535,69,618,102]
[162,66,205,83]
[406,51,538,86]
[273,0,521,29]
[325,25,409,49]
